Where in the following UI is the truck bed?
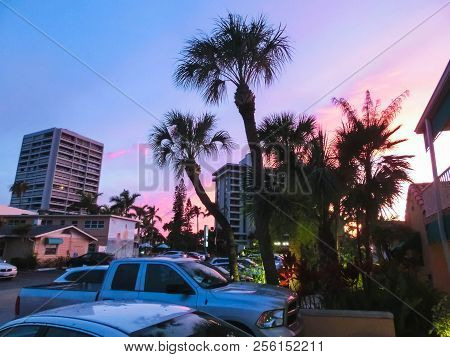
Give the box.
[18,282,101,317]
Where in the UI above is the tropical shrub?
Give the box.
[431,295,450,337]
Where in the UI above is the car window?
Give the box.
[130,312,248,337]
[0,325,41,337]
[144,264,192,294]
[64,271,84,281]
[79,270,106,284]
[44,327,92,337]
[64,270,106,284]
[111,264,140,291]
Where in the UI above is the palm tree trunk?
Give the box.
[234,82,278,285]
[185,168,239,281]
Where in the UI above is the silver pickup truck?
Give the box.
[16,257,302,336]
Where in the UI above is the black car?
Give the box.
[67,252,114,267]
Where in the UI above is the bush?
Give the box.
[37,256,69,269]
[10,255,37,270]
[431,295,450,337]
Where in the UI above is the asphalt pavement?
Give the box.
[0,270,62,325]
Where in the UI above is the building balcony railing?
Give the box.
[422,166,450,218]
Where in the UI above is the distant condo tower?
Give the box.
[10,128,103,213]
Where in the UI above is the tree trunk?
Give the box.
[234,82,278,285]
[185,166,239,281]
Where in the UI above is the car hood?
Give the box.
[210,282,296,308]
[0,262,16,269]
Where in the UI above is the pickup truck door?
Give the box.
[98,263,141,301]
[137,263,198,309]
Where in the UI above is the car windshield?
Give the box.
[179,262,229,289]
[130,312,248,337]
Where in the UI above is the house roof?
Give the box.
[0,205,38,216]
[0,225,97,241]
[415,60,450,143]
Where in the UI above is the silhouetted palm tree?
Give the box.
[334,90,412,274]
[9,181,29,207]
[68,191,102,214]
[175,13,292,284]
[149,110,239,280]
[189,205,209,233]
[110,190,141,217]
[306,130,341,267]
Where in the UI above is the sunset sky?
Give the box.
[0,0,449,230]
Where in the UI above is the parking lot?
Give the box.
[0,270,62,325]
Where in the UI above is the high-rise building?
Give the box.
[213,154,254,249]
[10,128,103,213]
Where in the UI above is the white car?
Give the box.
[209,257,258,269]
[0,301,249,337]
[54,266,108,284]
[158,251,187,258]
[0,261,17,280]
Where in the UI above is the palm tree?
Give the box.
[259,113,316,194]
[175,13,292,284]
[132,205,162,245]
[68,191,102,214]
[334,90,412,275]
[9,181,29,207]
[110,189,141,217]
[149,110,239,280]
[306,130,341,267]
[189,205,209,233]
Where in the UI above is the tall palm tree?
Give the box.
[334,90,412,274]
[149,110,239,280]
[175,13,292,284]
[68,191,102,214]
[10,181,29,207]
[110,189,141,217]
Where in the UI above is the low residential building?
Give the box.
[0,206,137,259]
[0,225,97,262]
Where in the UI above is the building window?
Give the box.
[71,221,78,227]
[84,220,105,229]
[42,219,53,226]
[60,220,65,226]
[45,245,58,255]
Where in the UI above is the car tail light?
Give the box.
[15,296,20,316]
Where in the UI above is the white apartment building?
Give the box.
[213,154,254,250]
[10,128,103,213]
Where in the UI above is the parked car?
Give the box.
[157,251,187,258]
[213,262,254,282]
[0,261,17,280]
[209,257,257,269]
[54,266,109,284]
[67,253,114,268]
[186,252,205,260]
[0,300,249,337]
[17,257,302,336]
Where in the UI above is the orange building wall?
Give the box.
[33,231,92,260]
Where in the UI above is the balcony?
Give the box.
[422,166,450,218]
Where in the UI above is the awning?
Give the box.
[45,238,63,245]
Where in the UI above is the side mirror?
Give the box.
[166,283,193,295]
